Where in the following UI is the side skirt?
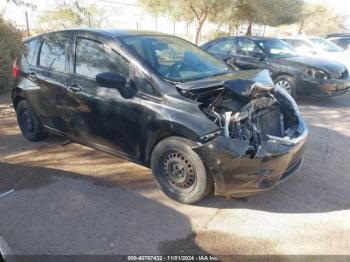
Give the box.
[43,125,148,168]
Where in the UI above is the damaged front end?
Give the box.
[177,70,308,197]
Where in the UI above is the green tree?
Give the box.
[298,3,347,36]
[234,0,303,35]
[208,0,240,35]
[139,0,226,44]
[38,1,105,31]
[0,15,22,92]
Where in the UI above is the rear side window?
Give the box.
[207,39,235,54]
[23,38,40,65]
[39,37,68,72]
[75,38,129,78]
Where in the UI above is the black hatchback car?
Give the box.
[202,36,350,98]
[12,29,308,203]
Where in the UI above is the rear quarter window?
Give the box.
[22,38,40,65]
[39,37,68,72]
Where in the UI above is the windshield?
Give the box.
[121,35,231,82]
[310,38,344,52]
[255,39,299,58]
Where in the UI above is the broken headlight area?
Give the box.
[303,68,330,80]
[188,79,301,158]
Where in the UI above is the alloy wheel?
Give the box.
[275,80,292,94]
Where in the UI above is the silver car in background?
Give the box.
[282,37,350,71]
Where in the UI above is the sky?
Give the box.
[1,0,350,39]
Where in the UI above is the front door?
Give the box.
[64,36,142,158]
[231,38,268,70]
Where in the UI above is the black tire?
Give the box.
[274,75,298,99]
[16,99,46,141]
[151,136,212,204]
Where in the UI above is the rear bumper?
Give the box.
[193,119,308,197]
[298,76,350,97]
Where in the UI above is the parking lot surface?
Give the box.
[0,92,349,257]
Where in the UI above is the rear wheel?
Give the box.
[274,75,297,98]
[151,137,212,204]
[16,100,46,141]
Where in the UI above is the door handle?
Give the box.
[67,83,81,92]
[27,72,37,81]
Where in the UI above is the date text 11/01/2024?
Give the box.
[127,255,220,261]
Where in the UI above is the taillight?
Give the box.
[12,58,19,78]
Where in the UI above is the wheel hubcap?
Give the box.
[163,152,196,189]
[275,80,292,94]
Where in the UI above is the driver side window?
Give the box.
[236,38,262,57]
[75,38,129,78]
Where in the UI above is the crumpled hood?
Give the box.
[176,69,274,97]
[283,56,347,75]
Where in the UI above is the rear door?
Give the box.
[16,37,42,111]
[231,38,267,70]
[31,33,73,132]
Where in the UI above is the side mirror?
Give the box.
[253,52,266,60]
[96,72,133,98]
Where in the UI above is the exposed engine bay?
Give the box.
[178,75,300,158]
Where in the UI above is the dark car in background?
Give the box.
[202,36,350,98]
[12,29,307,203]
[326,33,350,52]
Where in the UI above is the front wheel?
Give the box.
[151,137,212,204]
[274,75,297,99]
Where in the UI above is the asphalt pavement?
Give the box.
[0,92,349,258]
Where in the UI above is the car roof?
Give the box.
[242,36,278,41]
[212,36,280,42]
[25,28,171,41]
[328,35,350,39]
[281,36,319,40]
[326,33,350,38]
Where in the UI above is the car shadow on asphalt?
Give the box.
[1,123,349,215]
[0,162,286,258]
[297,92,350,109]
[0,161,209,256]
[1,93,350,214]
